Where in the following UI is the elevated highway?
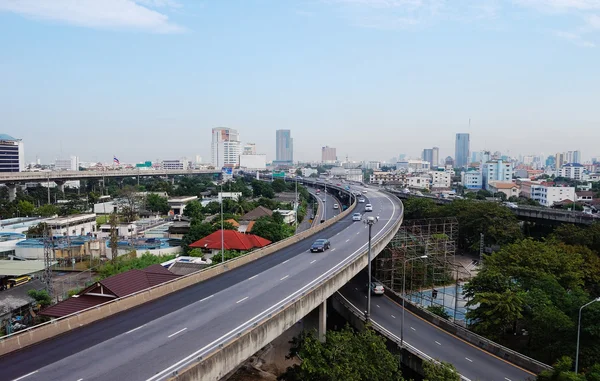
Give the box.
[0,169,220,184]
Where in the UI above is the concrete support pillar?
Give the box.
[319,300,327,343]
[7,183,17,202]
[55,181,66,194]
[170,176,175,185]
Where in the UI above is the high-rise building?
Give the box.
[422,149,433,166]
[555,153,565,169]
[455,133,470,168]
[0,134,24,172]
[275,130,293,164]
[211,127,241,168]
[573,150,581,164]
[321,146,337,163]
[422,147,439,168]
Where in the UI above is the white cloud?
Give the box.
[514,0,600,11]
[0,0,185,33]
[554,29,596,46]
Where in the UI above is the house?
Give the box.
[189,230,271,258]
[576,191,595,202]
[40,265,180,318]
[240,206,273,221]
[488,181,520,199]
[273,209,296,224]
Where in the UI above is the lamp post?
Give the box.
[295,176,298,233]
[220,182,224,264]
[402,255,428,347]
[363,216,378,322]
[575,297,600,373]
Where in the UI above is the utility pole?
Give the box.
[479,233,484,263]
[43,224,54,297]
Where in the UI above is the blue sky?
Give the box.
[1,0,599,164]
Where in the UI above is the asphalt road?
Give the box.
[339,275,536,381]
[1,185,401,381]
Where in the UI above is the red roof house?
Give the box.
[189,230,271,251]
[40,264,180,318]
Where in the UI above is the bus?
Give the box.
[7,276,32,288]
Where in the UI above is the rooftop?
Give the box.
[0,134,19,141]
[0,260,55,277]
[241,206,273,221]
[189,230,271,251]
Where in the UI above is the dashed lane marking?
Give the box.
[168,328,187,338]
[236,297,249,304]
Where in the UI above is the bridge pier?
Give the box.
[55,180,66,194]
[319,300,327,343]
[6,183,17,202]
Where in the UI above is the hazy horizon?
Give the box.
[1,0,599,164]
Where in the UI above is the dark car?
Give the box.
[310,238,331,252]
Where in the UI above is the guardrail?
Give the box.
[0,169,221,182]
[380,283,552,375]
[0,185,356,356]
[168,193,404,381]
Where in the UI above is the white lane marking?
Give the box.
[13,371,39,381]
[282,259,289,264]
[465,357,473,362]
[248,274,258,280]
[77,379,83,381]
[376,304,380,308]
[236,296,249,304]
[435,341,442,346]
[505,378,512,381]
[331,248,336,251]
[147,190,399,381]
[345,239,350,242]
[168,328,187,338]
[336,232,340,236]
[391,315,396,319]
[125,324,146,334]
[364,295,368,299]
[280,275,289,281]
[355,287,358,291]
[356,232,360,235]
[411,327,416,331]
[200,294,214,302]
[310,259,317,264]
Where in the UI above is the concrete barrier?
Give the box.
[380,284,552,374]
[0,186,357,357]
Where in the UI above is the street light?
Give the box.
[220,182,224,264]
[363,216,379,322]
[295,176,298,233]
[575,297,600,373]
[402,255,428,347]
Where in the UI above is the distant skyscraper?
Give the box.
[0,134,24,172]
[211,127,241,168]
[455,133,470,168]
[445,156,454,167]
[555,152,565,168]
[321,146,337,163]
[573,150,581,164]
[275,130,293,164]
[432,147,439,168]
[422,149,433,165]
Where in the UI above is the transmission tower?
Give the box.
[43,225,55,296]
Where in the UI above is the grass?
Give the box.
[96,215,109,225]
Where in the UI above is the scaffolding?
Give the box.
[374,217,473,324]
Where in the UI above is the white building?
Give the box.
[431,171,451,188]
[243,143,257,155]
[45,214,97,236]
[396,160,430,173]
[273,209,296,225]
[301,168,318,177]
[531,185,576,207]
[167,196,198,215]
[330,167,362,182]
[211,127,241,168]
[239,154,267,170]
[321,146,337,163]
[488,181,520,199]
[407,176,430,190]
[55,156,79,171]
[162,159,189,170]
[0,134,24,172]
[482,160,513,190]
[369,171,406,185]
[461,171,483,190]
[559,163,585,180]
[363,161,381,170]
[97,223,137,240]
[218,192,242,202]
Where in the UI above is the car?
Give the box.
[322,198,326,201]
[362,190,367,194]
[358,198,365,203]
[352,212,362,221]
[310,239,331,252]
[504,202,518,209]
[370,282,385,295]
[365,204,373,212]
[333,203,339,209]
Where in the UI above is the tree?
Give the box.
[427,305,451,320]
[467,288,525,339]
[28,289,52,308]
[251,216,293,242]
[146,193,169,214]
[279,326,404,381]
[116,186,142,222]
[17,200,35,216]
[422,360,460,381]
[182,200,204,221]
[109,213,119,261]
[36,204,58,217]
[181,222,217,253]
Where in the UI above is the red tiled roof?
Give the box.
[189,230,271,251]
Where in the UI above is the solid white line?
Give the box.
[465,357,473,362]
[282,259,289,264]
[200,294,214,302]
[147,191,399,381]
[411,327,416,331]
[280,275,289,281]
[391,315,396,319]
[168,328,187,338]
[13,371,38,381]
[345,239,350,242]
[125,324,146,334]
[355,287,358,290]
[435,341,442,345]
[376,304,380,308]
[248,274,258,280]
[310,260,317,264]
[77,379,83,381]
[236,297,249,304]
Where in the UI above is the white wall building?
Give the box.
[97,223,137,239]
[167,196,198,215]
[369,171,406,185]
[396,160,430,173]
[482,160,513,190]
[531,185,576,207]
[273,209,296,224]
[301,168,318,177]
[211,127,241,168]
[218,192,242,202]
[162,159,189,170]
[461,171,483,190]
[431,171,451,188]
[45,214,97,236]
[559,163,585,180]
[55,156,79,171]
[363,161,381,170]
[239,154,267,170]
[407,176,430,190]
[243,143,257,155]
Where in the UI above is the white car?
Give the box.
[362,190,367,194]
[358,198,365,203]
[333,203,339,209]
[352,212,362,221]
[365,204,373,212]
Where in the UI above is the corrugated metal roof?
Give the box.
[0,260,54,277]
[40,295,109,318]
[168,262,208,276]
[241,206,273,221]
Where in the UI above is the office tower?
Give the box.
[0,134,24,172]
[275,130,293,164]
[555,153,565,169]
[573,150,581,164]
[211,127,241,168]
[321,146,337,163]
[432,147,439,168]
[55,156,80,171]
[455,133,470,168]
[482,160,513,190]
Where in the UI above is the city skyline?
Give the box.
[1,1,600,163]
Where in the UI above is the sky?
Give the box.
[1,0,599,165]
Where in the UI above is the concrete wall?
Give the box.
[169,200,402,381]
[0,186,358,357]
[380,284,552,374]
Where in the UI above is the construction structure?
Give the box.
[43,225,55,297]
[374,217,473,325]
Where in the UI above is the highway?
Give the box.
[1,185,401,381]
[338,276,535,381]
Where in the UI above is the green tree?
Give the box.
[279,326,404,381]
[251,216,293,242]
[182,200,204,221]
[427,305,451,320]
[181,222,217,253]
[17,200,35,216]
[36,204,58,217]
[422,360,460,381]
[146,193,169,214]
[467,288,525,339]
[28,289,52,308]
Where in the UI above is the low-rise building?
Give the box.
[45,214,97,236]
[273,209,296,224]
[488,181,520,199]
[301,168,318,177]
[167,196,198,216]
[218,192,242,202]
[576,191,594,202]
[189,230,271,258]
[482,160,513,191]
[461,171,483,190]
[407,176,430,190]
[369,171,406,185]
[396,160,430,173]
[162,159,189,170]
[529,185,576,207]
[97,223,137,240]
[559,163,585,181]
[431,171,451,188]
[239,154,267,170]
